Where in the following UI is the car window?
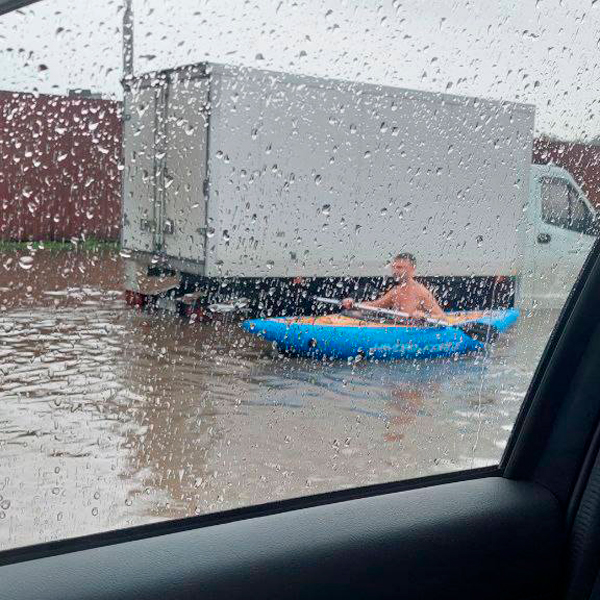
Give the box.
[541,178,571,228]
[541,176,595,234]
[0,0,598,552]
[570,193,595,235]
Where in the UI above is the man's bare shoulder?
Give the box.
[413,281,434,296]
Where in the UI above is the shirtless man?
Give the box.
[342,253,446,321]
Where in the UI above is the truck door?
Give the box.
[161,76,210,262]
[122,83,160,253]
[532,174,596,307]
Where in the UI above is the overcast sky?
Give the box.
[1,0,598,140]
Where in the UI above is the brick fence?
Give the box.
[0,90,122,241]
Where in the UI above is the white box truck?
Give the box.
[121,63,597,314]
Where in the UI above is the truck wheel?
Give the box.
[124,290,148,308]
[184,304,207,322]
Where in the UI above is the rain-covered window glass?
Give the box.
[541,178,571,228]
[1,0,599,552]
[542,177,595,234]
[570,195,595,236]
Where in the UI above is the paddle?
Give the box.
[313,296,499,343]
[207,299,249,313]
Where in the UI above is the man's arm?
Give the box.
[363,286,397,309]
[342,286,397,310]
[418,286,446,320]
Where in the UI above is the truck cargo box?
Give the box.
[122,63,534,281]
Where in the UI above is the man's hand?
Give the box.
[411,309,427,320]
[341,298,354,310]
[412,309,448,323]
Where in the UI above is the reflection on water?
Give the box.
[0,249,557,550]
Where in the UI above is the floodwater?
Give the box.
[0,248,558,551]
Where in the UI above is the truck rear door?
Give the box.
[161,74,210,262]
[122,80,161,253]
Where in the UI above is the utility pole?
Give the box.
[123,0,134,80]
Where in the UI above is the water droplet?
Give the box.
[18,256,34,270]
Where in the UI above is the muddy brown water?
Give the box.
[0,248,558,550]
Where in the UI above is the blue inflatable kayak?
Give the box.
[242,309,519,360]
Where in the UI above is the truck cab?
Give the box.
[520,164,598,308]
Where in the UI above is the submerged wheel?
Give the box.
[124,290,148,308]
[183,303,207,322]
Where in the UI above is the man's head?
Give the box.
[391,253,416,281]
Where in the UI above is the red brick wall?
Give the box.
[533,137,600,209]
[0,90,122,241]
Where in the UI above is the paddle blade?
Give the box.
[458,322,500,343]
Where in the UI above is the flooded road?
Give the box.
[0,248,558,550]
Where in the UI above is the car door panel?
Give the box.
[0,477,562,600]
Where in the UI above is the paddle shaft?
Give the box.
[314,296,448,327]
[313,296,499,344]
